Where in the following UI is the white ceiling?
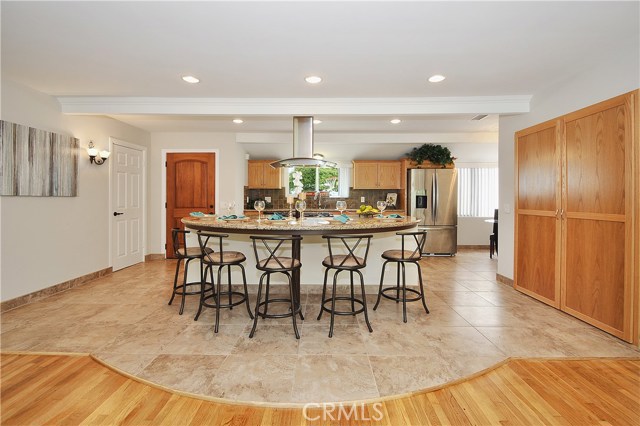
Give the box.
[2,1,638,137]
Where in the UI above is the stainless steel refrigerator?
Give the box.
[407,168,458,255]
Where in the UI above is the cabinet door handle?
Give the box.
[113,212,124,216]
[560,209,565,219]
[555,209,559,218]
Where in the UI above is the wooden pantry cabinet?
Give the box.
[247,160,281,189]
[514,91,638,343]
[352,160,402,189]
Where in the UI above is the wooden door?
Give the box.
[111,142,144,271]
[166,153,215,258]
[514,121,562,307]
[378,161,402,188]
[562,94,633,341]
[352,161,379,189]
[247,161,264,188]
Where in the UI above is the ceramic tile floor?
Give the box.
[1,250,638,404]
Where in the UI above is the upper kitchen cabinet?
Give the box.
[514,90,638,343]
[352,160,402,189]
[247,160,281,189]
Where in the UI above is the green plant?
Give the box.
[406,144,455,167]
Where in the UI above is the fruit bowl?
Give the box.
[356,205,379,217]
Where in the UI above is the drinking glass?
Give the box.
[336,200,347,215]
[254,200,265,222]
[376,200,387,215]
[227,201,236,216]
[295,200,306,223]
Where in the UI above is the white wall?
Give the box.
[0,79,151,301]
[498,47,639,279]
[147,132,247,254]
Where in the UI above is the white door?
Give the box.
[111,142,144,271]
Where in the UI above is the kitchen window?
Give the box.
[286,166,349,198]
[457,167,499,217]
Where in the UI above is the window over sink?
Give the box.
[285,166,349,198]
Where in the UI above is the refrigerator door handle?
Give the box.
[432,171,438,223]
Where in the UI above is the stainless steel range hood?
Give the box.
[270,116,337,168]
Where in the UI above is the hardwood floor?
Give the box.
[2,353,638,425]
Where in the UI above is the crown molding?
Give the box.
[236,132,498,145]
[57,95,531,115]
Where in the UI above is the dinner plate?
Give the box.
[375,216,403,221]
[221,217,249,222]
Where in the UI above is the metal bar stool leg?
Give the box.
[416,261,429,314]
[227,266,233,309]
[329,271,339,338]
[215,265,224,333]
[317,267,330,321]
[401,262,408,323]
[249,273,265,338]
[264,273,270,316]
[194,263,211,321]
[396,262,401,303]
[350,271,356,314]
[287,272,300,339]
[168,258,183,306]
[179,258,194,315]
[358,270,373,332]
[240,264,254,319]
[373,260,388,311]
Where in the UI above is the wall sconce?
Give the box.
[87,141,110,165]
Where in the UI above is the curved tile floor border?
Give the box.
[1,251,638,404]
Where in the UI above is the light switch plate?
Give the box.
[265,196,272,203]
[360,196,366,203]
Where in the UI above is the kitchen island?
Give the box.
[181,215,419,287]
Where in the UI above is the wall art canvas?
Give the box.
[0,120,78,196]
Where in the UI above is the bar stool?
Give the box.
[373,231,429,323]
[194,231,253,333]
[168,228,211,315]
[249,236,303,339]
[317,234,374,337]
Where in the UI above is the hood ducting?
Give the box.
[270,116,337,168]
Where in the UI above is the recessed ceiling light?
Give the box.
[182,75,200,84]
[232,119,244,124]
[305,76,322,84]
[390,119,402,124]
[428,74,446,83]
[313,119,322,124]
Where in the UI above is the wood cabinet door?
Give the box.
[247,161,264,188]
[378,161,402,188]
[562,94,633,341]
[353,161,379,189]
[514,121,562,307]
[262,163,281,189]
[166,153,216,258]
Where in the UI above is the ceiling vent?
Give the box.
[471,114,488,121]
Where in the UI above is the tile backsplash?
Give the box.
[244,187,403,211]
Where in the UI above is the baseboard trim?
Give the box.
[1,267,112,313]
[496,273,514,286]
[458,245,490,249]
[145,254,165,261]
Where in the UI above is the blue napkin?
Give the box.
[268,213,284,220]
[388,214,403,218]
[333,215,349,223]
[190,212,205,217]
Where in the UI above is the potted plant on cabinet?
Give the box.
[406,144,456,168]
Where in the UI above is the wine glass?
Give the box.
[227,200,236,216]
[336,200,347,215]
[295,200,306,223]
[376,200,387,216]
[254,200,265,222]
